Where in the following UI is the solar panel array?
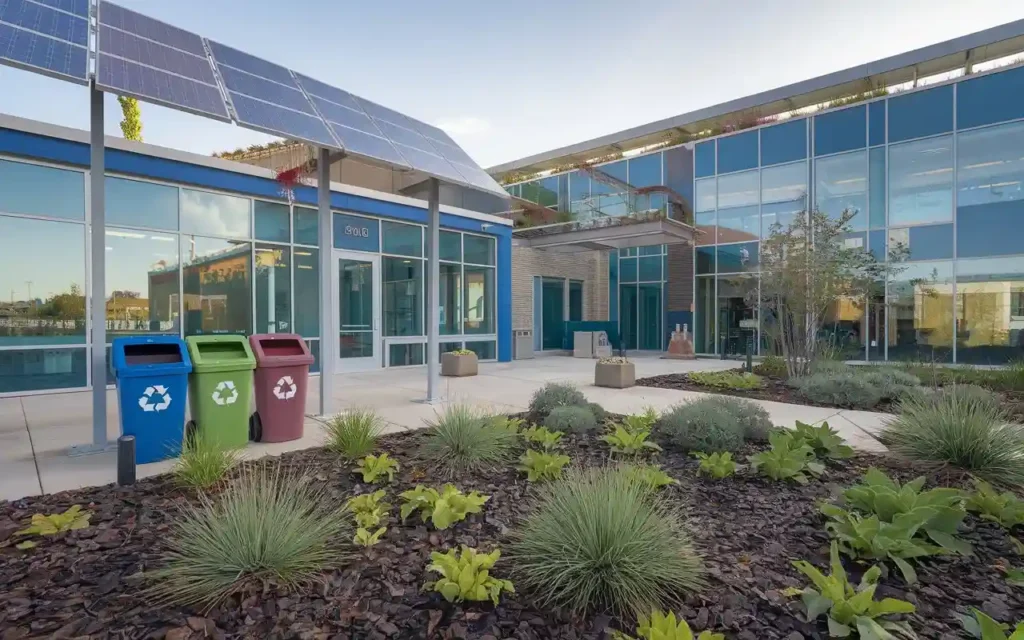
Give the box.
[0,0,89,83]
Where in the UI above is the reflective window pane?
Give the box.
[389,343,424,367]
[816,150,867,230]
[569,280,583,322]
[888,85,953,143]
[464,266,495,334]
[306,339,320,373]
[695,276,716,352]
[255,244,291,333]
[628,152,662,187]
[638,256,661,282]
[716,170,758,208]
[869,229,887,262]
[695,178,716,213]
[440,262,461,335]
[182,236,251,335]
[956,256,1024,364]
[761,161,806,237]
[717,242,759,273]
[463,234,495,265]
[382,257,423,336]
[293,247,319,337]
[956,121,1024,258]
[0,159,84,220]
[868,147,886,228]
[180,189,251,238]
[537,177,558,208]
[638,282,662,350]
[696,246,715,275]
[887,261,953,362]
[823,294,865,360]
[888,135,953,226]
[887,224,953,262]
[106,177,178,230]
[814,105,866,156]
[760,119,806,166]
[717,130,758,174]
[382,221,422,257]
[868,100,886,146]
[717,206,759,243]
[620,257,637,282]
[569,171,590,203]
[0,347,87,393]
[717,275,757,355]
[293,206,318,245]
[957,65,1024,130]
[105,228,179,340]
[254,200,289,242]
[440,230,461,262]
[695,141,715,178]
[0,216,86,344]
[592,161,626,196]
[465,340,496,360]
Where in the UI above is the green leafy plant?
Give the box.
[753,354,788,378]
[790,421,854,459]
[793,373,883,409]
[602,424,663,456]
[622,407,660,433]
[660,399,747,453]
[748,431,824,484]
[521,426,564,450]
[694,452,740,479]
[354,453,399,484]
[172,431,240,490]
[423,404,517,474]
[687,370,763,390]
[346,490,390,529]
[820,507,945,584]
[529,382,588,416]
[508,467,704,618]
[966,478,1024,529]
[518,449,570,482]
[424,546,514,605]
[620,463,678,490]
[612,611,724,640]
[324,408,383,460]
[14,505,92,549]
[399,484,489,530]
[791,541,917,639]
[488,415,525,435]
[354,526,386,547]
[145,464,351,609]
[544,405,598,434]
[1005,568,1024,587]
[958,608,1024,639]
[447,348,474,356]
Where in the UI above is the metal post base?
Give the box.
[68,440,116,457]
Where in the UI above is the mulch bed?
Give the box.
[2,426,1023,639]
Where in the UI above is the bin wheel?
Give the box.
[184,420,198,448]
[249,412,263,443]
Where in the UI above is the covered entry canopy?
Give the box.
[513,213,696,253]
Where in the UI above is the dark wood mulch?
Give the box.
[1,428,1022,640]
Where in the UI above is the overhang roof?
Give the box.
[513,214,694,253]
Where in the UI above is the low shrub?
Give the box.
[693,452,739,479]
[880,386,1024,488]
[399,484,489,530]
[821,508,937,584]
[323,408,383,460]
[747,432,824,484]
[687,370,763,390]
[509,467,704,618]
[860,368,921,398]
[810,360,854,375]
[172,432,240,491]
[529,382,588,417]
[701,395,774,442]
[793,373,882,409]
[614,611,724,640]
[753,354,788,379]
[947,383,1001,409]
[589,402,609,424]
[424,546,514,605]
[544,405,598,434]
[146,464,351,609]
[659,399,746,453]
[423,404,517,474]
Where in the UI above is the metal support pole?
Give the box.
[318,148,335,416]
[88,86,108,451]
[426,178,441,403]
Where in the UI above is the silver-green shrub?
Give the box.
[659,399,746,453]
[529,382,588,416]
[544,405,598,434]
[793,373,882,409]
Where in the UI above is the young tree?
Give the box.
[117,96,142,142]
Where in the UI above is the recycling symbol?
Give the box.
[138,385,172,412]
[212,380,239,406]
[273,375,297,400]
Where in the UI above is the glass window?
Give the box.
[569,171,590,203]
[254,200,289,242]
[695,178,716,212]
[0,216,86,345]
[520,181,541,203]
[557,174,569,211]
[334,212,379,252]
[620,257,637,282]
[888,225,953,262]
[868,100,886,146]
[869,229,887,262]
[306,339,320,373]
[628,153,662,187]
[695,212,716,245]
[823,294,866,361]
[569,280,583,321]
[440,262,461,335]
[695,276,716,353]
[887,261,954,362]
[0,347,87,393]
[440,341,462,356]
[717,130,758,174]
[868,147,886,228]
[717,206,759,243]
[957,65,1024,130]
[956,121,1024,258]
[638,256,661,282]
[888,135,953,226]
[619,283,637,350]
[761,161,806,237]
[389,343,424,367]
[842,232,867,251]
[180,189,250,238]
[541,277,565,349]
[956,256,1024,364]
[293,206,318,245]
[695,141,715,178]
[382,257,423,336]
[760,119,806,166]
[254,244,291,333]
[717,275,758,356]
[888,85,953,143]
[665,146,693,207]
[640,245,663,256]
[465,340,496,360]
[440,230,461,262]
[696,246,715,275]
[463,234,495,265]
[105,228,178,340]
[537,176,558,208]
[716,170,758,208]
[620,248,637,257]
[464,266,494,334]
[182,236,251,335]
[593,161,626,196]
[0,160,84,220]
[717,242,758,273]
[382,221,422,257]
[816,150,867,230]
[293,247,319,337]
[106,177,178,230]
[814,105,866,157]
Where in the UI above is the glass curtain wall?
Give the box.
[618,246,667,351]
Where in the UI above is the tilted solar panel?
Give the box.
[0,0,88,82]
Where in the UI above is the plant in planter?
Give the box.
[441,348,478,377]
[595,355,636,389]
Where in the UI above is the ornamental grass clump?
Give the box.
[147,464,351,609]
[880,385,1024,488]
[423,403,517,474]
[508,466,704,619]
[323,408,383,460]
[172,431,240,491]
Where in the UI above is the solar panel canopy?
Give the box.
[0,0,89,83]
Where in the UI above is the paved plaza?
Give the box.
[0,356,889,502]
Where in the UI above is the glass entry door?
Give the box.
[333,251,380,371]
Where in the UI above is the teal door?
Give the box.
[541,278,565,350]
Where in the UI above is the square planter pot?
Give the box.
[594,361,635,389]
[441,352,478,377]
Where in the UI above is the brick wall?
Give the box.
[512,247,609,331]
[666,244,694,313]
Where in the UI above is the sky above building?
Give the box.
[1,0,1023,169]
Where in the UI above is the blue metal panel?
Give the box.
[814,105,866,156]
[99,1,205,57]
[868,100,886,146]
[957,65,1024,130]
[717,130,758,174]
[888,85,953,143]
[760,119,806,166]
[695,140,715,177]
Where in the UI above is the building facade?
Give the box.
[495,23,1024,364]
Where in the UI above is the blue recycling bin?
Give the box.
[112,336,193,464]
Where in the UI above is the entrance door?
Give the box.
[333,251,380,371]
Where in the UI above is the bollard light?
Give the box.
[117,435,136,486]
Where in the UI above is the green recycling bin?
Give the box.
[185,335,256,449]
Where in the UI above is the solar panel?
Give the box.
[99,25,215,85]
[99,2,205,58]
[97,55,229,120]
[29,0,89,16]
[207,41,294,88]
[0,0,88,83]
[229,92,338,149]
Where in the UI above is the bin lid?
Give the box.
[112,335,192,378]
[249,334,315,367]
[185,334,256,373]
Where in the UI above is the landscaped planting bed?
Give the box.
[2,390,1023,639]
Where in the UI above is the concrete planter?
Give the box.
[594,361,635,389]
[441,352,478,377]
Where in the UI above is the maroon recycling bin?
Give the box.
[248,334,315,443]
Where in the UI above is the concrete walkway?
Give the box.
[0,356,889,502]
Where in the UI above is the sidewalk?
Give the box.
[0,356,888,502]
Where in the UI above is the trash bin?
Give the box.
[111,335,192,464]
[248,334,314,443]
[185,335,256,449]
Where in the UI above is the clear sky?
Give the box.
[1,0,1023,169]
